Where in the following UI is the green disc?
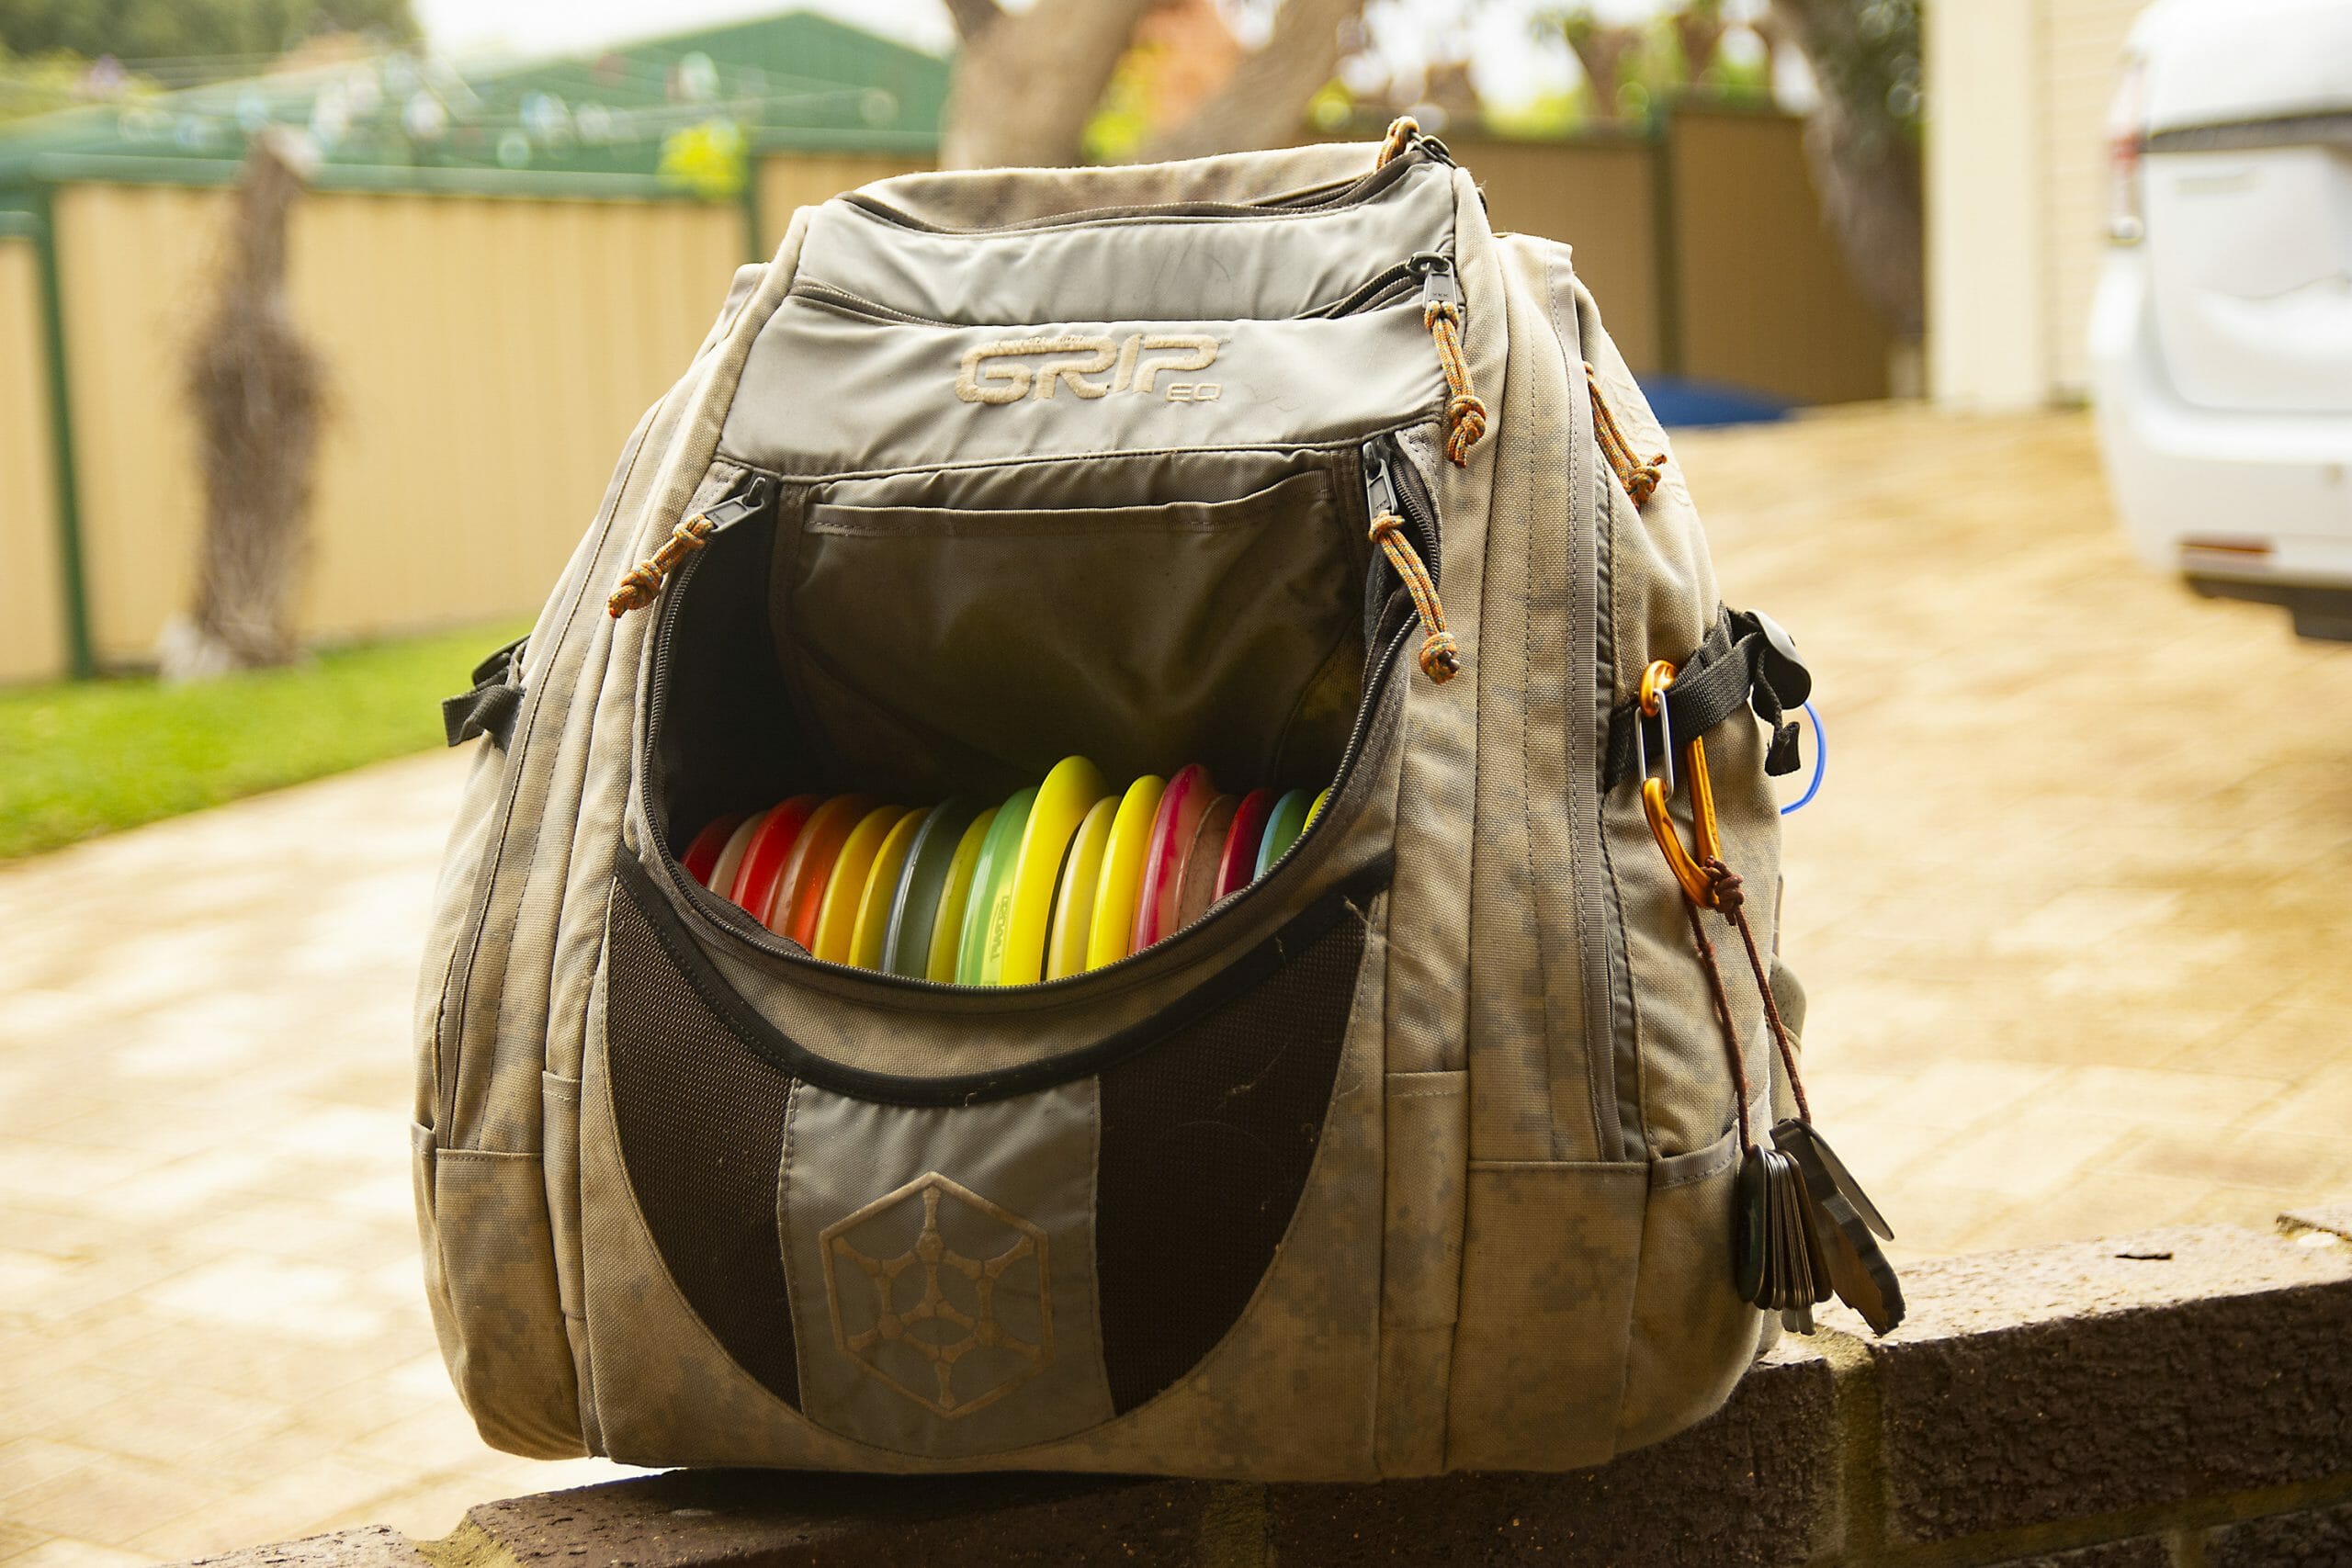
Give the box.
[957,787,1035,987]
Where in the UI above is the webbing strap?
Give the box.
[441,636,527,749]
[1601,608,1811,791]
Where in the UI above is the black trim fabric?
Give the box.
[612,852,1394,1108]
[1097,908,1366,1412]
[605,881,799,1407]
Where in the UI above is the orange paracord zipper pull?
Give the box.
[606,479,771,618]
[1588,363,1665,506]
[1413,254,1487,468]
[607,515,715,617]
[1369,512,1460,683]
[1375,115,1420,169]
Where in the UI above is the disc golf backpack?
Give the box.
[414,121,1896,1479]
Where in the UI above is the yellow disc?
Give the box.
[848,807,928,971]
[925,807,997,984]
[1044,796,1119,981]
[1304,787,1331,828]
[811,805,911,964]
[1085,774,1165,970]
[1000,758,1105,986]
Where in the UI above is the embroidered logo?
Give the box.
[820,1171,1051,1419]
[956,332,1222,405]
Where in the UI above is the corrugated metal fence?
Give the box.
[2,115,1884,684]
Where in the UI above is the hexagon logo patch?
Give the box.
[819,1171,1053,1419]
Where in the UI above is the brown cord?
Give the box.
[1427,300,1488,466]
[1685,899,1754,1154]
[1369,510,1462,682]
[607,514,715,617]
[1586,363,1665,506]
[1704,854,1813,1124]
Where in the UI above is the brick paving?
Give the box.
[2,404,2349,1562]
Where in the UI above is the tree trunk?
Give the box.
[165,130,328,679]
[1138,0,1366,162]
[1768,0,1924,344]
[938,0,1158,169]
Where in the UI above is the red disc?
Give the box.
[679,813,746,886]
[1213,788,1276,902]
[1173,793,1238,933]
[728,795,821,922]
[1132,764,1214,951]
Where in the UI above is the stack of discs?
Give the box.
[679,759,1331,984]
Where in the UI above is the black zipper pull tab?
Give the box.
[1411,252,1459,312]
[696,475,772,536]
[607,475,772,618]
[1363,437,1400,523]
[1362,438,1462,684]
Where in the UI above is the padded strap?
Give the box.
[442,637,527,749]
[1601,607,1811,790]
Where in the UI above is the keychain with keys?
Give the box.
[1637,658,1905,1337]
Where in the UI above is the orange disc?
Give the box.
[770,795,875,948]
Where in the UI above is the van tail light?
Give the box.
[2107,56,2150,244]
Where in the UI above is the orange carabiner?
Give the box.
[1637,660,1728,909]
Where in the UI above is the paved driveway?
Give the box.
[3,405,2349,1564]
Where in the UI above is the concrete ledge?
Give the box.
[165,1219,2352,1568]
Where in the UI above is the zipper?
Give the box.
[1363,432,1442,575]
[639,479,1421,995]
[792,281,961,329]
[797,260,1440,330]
[841,145,1434,235]
[1363,432,1461,682]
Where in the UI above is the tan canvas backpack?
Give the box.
[414,122,1894,1479]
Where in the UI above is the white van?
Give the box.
[2090,0,2352,639]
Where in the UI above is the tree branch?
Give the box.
[1139,0,1367,162]
[938,0,1156,168]
[943,0,1002,42]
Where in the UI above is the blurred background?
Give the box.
[6,1,2352,1564]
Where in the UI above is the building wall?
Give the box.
[2043,0,2145,395]
[1450,134,1662,372]
[1670,107,1895,405]
[1928,0,2142,407]
[51,182,741,667]
[0,231,64,683]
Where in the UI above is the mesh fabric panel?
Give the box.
[1096,911,1366,1412]
[605,876,799,1406]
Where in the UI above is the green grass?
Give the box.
[0,620,529,862]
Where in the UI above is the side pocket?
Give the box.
[1445,1160,1646,1472]
[1613,1126,1766,1456]
[429,1144,586,1460]
[541,1071,594,1445]
[1377,1069,1466,1477]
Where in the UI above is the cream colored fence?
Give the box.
[0,229,63,684]
[51,182,742,670]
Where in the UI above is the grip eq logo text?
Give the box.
[956,333,1224,405]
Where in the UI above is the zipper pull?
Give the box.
[1374,116,1455,171]
[1363,439,1461,685]
[607,477,771,618]
[1412,254,1487,467]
